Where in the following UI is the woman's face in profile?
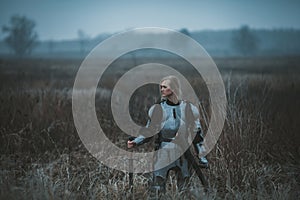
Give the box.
[160,80,173,97]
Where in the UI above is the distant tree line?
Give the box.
[180,26,260,56]
[1,15,300,58]
[2,15,38,58]
[232,25,259,56]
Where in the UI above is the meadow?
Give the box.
[0,56,299,199]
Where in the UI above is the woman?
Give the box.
[127,75,208,193]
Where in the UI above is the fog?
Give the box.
[1,0,300,40]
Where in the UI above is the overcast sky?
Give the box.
[1,0,300,40]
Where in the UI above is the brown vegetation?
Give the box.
[0,57,299,199]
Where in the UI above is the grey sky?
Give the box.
[1,0,300,40]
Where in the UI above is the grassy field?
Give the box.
[0,56,299,199]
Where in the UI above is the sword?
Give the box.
[184,148,208,191]
[128,136,136,193]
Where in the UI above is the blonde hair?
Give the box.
[160,75,182,100]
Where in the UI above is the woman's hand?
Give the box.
[127,140,136,148]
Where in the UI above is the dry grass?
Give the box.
[0,57,299,199]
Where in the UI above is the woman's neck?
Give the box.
[167,94,179,105]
